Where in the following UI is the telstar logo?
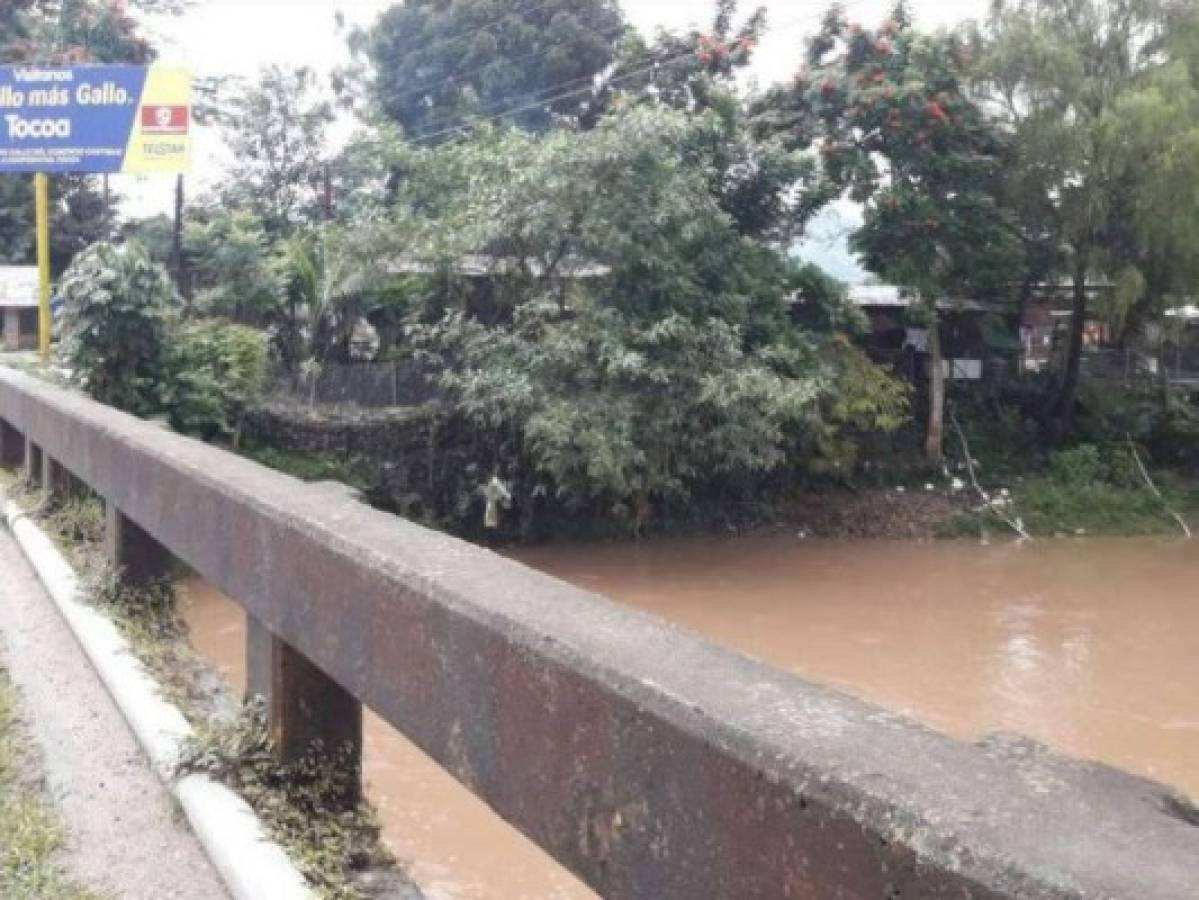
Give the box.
[141,105,188,135]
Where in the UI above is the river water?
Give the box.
[179,534,1199,900]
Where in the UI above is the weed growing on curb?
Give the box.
[179,701,397,900]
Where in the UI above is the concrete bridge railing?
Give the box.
[1,366,1197,900]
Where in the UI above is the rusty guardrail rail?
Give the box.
[1,367,1197,899]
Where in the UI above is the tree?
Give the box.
[376,106,906,532]
[59,243,174,416]
[1096,13,1199,411]
[354,0,626,141]
[594,0,764,119]
[0,1,37,61]
[780,7,1021,463]
[274,227,364,370]
[970,0,1183,438]
[183,210,283,323]
[219,67,335,237]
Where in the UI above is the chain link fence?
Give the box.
[266,360,441,409]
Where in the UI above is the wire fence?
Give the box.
[266,360,441,410]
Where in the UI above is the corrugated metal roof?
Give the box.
[386,255,610,279]
[848,284,987,311]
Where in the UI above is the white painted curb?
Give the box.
[2,490,314,900]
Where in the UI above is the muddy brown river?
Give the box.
[180,535,1199,900]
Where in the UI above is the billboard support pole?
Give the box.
[35,173,51,361]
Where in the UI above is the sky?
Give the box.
[123,0,992,275]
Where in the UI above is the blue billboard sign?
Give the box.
[0,65,191,174]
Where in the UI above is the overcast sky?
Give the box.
[122,0,991,253]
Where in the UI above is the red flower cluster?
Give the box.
[696,34,730,66]
[926,101,949,123]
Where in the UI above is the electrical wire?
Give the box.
[405,0,876,146]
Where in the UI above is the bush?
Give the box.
[1048,444,1106,487]
[1048,442,1141,490]
[163,320,269,441]
[59,242,175,415]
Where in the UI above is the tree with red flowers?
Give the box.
[764,6,1021,463]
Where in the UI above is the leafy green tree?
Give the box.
[274,227,364,369]
[184,210,283,323]
[970,0,1183,437]
[354,0,626,141]
[219,67,335,237]
[0,1,37,60]
[59,243,175,416]
[377,106,906,530]
[38,0,156,64]
[597,0,764,118]
[1092,16,1199,412]
[163,321,269,442]
[775,8,1021,463]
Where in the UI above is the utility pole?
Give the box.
[35,173,51,360]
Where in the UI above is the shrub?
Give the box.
[59,242,175,415]
[1048,444,1106,487]
[163,320,269,441]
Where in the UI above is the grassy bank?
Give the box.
[939,443,1199,539]
[0,672,101,900]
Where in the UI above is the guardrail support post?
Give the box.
[246,614,362,806]
[105,501,173,584]
[0,420,22,467]
[41,455,74,503]
[23,437,42,486]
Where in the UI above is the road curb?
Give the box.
[1,489,314,900]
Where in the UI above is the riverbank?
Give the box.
[8,360,1198,543]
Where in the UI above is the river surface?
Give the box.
[179,535,1199,900]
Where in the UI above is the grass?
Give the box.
[0,672,104,900]
[179,704,394,900]
[237,444,373,493]
[940,470,1199,539]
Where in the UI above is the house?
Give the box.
[845,285,1016,382]
[385,254,611,324]
[1018,280,1118,373]
[0,267,39,352]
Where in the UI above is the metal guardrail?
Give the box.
[2,367,1197,899]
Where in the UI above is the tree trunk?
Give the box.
[926,310,945,465]
[1051,256,1088,440]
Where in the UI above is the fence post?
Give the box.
[246,614,363,806]
[104,501,174,585]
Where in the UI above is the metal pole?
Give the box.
[35,173,52,361]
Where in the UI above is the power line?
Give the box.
[381,22,628,111]
[407,0,876,146]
